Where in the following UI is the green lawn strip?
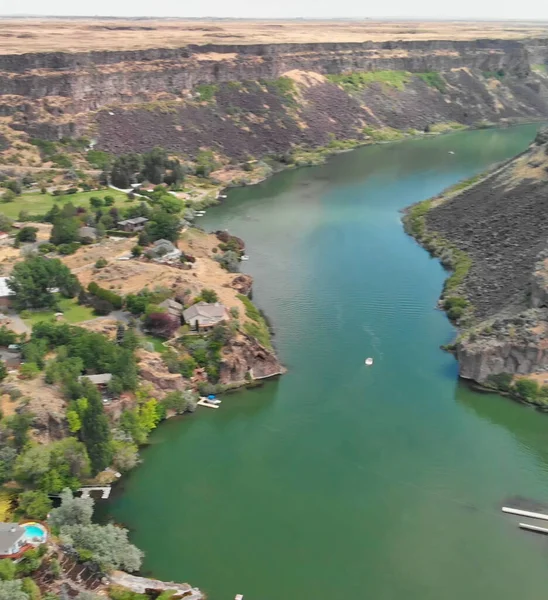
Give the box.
[142,335,168,353]
[237,294,272,348]
[22,296,95,326]
[0,189,128,219]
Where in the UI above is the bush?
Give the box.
[104,195,115,206]
[145,313,180,339]
[486,372,513,392]
[1,190,16,203]
[20,362,40,379]
[200,288,218,303]
[87,282,123,309]
[18,490,52,520]
[513,378,540,402]
[95,257,108,269]
[57,242,81,255]
[131,245,142,257]
[89,196,104,208]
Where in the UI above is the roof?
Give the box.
[183,302,227,322]
[0,277,14,298]
[159,298,183,314]
[0,523,25,553]
[118,217,149,226]
[79,226,97,238]
[79,373,113,385]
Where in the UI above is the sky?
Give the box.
[1,0,548,20]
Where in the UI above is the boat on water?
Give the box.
[241,255,250,261]
[365,357,373,366]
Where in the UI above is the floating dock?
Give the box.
[501,507,548,521]
[197,398,220,409]
[519,523,548,534]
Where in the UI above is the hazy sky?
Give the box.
[1,0,548,20]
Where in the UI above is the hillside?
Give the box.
[404,128,548,401]
[0,31,547,179]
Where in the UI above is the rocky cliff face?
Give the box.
[1,38,548,165]
[219,334,285,385]
[414,128,548,383]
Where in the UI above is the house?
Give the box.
[0,277,14,308]
[158,298,183,319]
[149,239,181,261]
[182,302,228,330]
[79,373,113,387]
[117,217,148,232]
[78,226,98,242]
[0,523,28,558]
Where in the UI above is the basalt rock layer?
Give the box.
[0,38,548,164]
[412,128,548,383]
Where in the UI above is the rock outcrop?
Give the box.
[220,334,284,384]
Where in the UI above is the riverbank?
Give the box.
[106,124,548,600]
[403,125,548,406]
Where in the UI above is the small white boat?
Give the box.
[448,151,455,155]
[365,357,373,366]
[220,194,227,199]
[241,255,250,261]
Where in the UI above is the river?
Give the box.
[107,124,548,600]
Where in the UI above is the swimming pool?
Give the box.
[24,522,47,543]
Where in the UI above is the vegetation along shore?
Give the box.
[1,16,548,599]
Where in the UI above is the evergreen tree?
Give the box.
[80,384,112,474]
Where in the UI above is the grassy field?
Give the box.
[22,297,95,327]
[142,334,168,353]
[1,189,129,219]
[0,19,546,55]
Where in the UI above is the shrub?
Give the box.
[131,245,142,257]
[57,242,81,255]
[486,372,513,392]
[144,313,180,339]
[95,257,108,269]
[513,378,540,402]
[18,490,52,520]
[20,362,40,379]
[89,196,103,208]
[1,190,15,203]
[200,288,218,303]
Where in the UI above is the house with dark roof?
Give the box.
[78,373,113,387]
[117,217,148,232]
[182,302,228,330]
[158,298,183,319]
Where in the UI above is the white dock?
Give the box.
[198,398,220,409]
[501,507,548,521]
[519,523,548,534]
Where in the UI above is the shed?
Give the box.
[182,302,228,329]
[79,226,98,241]
[117,217,148,232]
[79,373,113,386]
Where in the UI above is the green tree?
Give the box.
[0,362,7,383]
[15,227,38,243]
[200,288,218,303]
[89,196,103,208]
[6,412,34,451]
[0,559,16,581]
[60,523,143,572]
[21,578,40,600]
[49,487,94,528]
[141,147,168,184]
[80,387,112,474]
[514,378,539,402]
[18,490,53,520]
[14,444,51,485]
[0,579,30,600]
[111,441,140,473]
[8,256,80,310]
[50,214,80,245]
[145,210,181,243]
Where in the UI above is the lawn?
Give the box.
[142,334,168,353]
[0,189,129,219]
[22,296,95,327]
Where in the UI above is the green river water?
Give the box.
[107,124,548,600]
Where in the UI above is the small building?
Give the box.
[0,277,14,309]
[117,217,149,232]
[0,523,28,558]
[158,298,183,319]
[79,373,113,387]
[149,239,181,261]
[182,302,228,330]
[78,226,98,242]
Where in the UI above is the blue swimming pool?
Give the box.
[24,523,47,542]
